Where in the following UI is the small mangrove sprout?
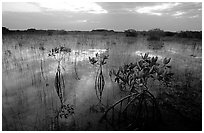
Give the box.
[48,46,74,130]
[89,53,109,104]
[48,46,71,105]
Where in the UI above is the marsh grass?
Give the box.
[74,52,80,80]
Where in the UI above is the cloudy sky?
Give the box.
[2,2,202,31]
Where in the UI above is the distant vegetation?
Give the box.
[147,28,164,41]
[2,27,202,39]
[2,27,10,34]
[91,29,114,32]
[124,29,138,37]
[176,31,202,39]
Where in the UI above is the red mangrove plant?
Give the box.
[89,53,109,104]
[48,46,74,130]
[48,46,71,105]
[101,53,173,130]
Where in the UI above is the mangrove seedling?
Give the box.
[48,46,75,130]
[89,53,109,104]
[48,46,71,105]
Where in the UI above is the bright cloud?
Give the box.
[38,1,108,14]
[76,20,87,23]
[135,3,181,16]
[172,11,185,16]
[2,2,41,12]
[2,2,202,31]
[189,15,199,18]
[2,2,108,14]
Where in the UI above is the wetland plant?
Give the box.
[48,46,71,105]
[39,44,46,81]
[101,53,173,130]
[74,51,80,80]
[48,46,74,130]
[89,53,109,104]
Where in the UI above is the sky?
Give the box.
[2,2,202,31]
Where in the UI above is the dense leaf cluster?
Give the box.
[111,53,173,93]
[89,53,109,66]
[58,104,74,119]
[48,46,71,57]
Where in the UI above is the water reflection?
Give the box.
[167,48,177,54]
[133,50,163,60]
[3,48,108,82]
[68,49,107,62]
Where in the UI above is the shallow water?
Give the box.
[2,35,202,130]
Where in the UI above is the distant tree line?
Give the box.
[124,29,138,37]
[124,28,202,40]
[2,27,68,35]
[91,29,114,32]
[176,31,202,39]
[2,27,10,34]
[2,27,202,39]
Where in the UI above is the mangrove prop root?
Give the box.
[95,66,105,103]
[55,66,65,105]
[89,53,109,104]
[100,91,161,130]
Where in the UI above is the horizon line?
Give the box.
[2,27,202,32]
